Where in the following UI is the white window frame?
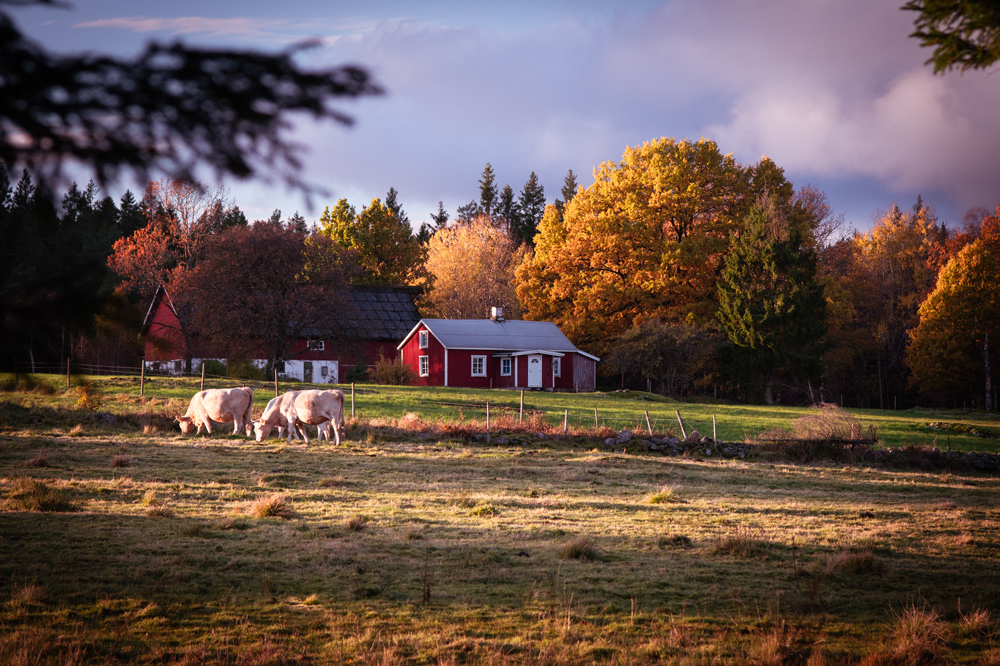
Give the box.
[471,355,487,377]
[500,358,512,376]
[308,339,325,351]
[418,330,429,349]
[553,357,561,377]
[419,355,429,377]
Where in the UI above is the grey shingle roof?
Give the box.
[336,286,422,341]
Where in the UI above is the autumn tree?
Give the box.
[107,180,243,297]
[819,200,945,408]
[717,199,827,404]
[423,215,529,320]
[516,137,763,355]
[907,240,1000,408]
[318,197,428,285]
[173,224,356,375]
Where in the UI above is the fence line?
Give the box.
[2,368,710,436]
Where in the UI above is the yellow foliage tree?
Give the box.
[318,197,428,286]
[423,215,529,320]
[907,240,1000,408]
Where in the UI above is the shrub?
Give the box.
[369,355,416,386]
[110,455,132,469]
[74,383,102,410]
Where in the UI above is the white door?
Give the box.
[527,355,543,388]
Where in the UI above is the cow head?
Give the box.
[175,415,196,435]
[253,418,272,442]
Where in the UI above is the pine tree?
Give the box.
[514,171,545,246]
[717,200,827,404]
[497,184,517,230]
[478,163,498,217]
[560,169,578,207]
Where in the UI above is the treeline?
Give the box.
[2,136,998,410]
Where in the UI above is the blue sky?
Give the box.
[11,0,1000,232]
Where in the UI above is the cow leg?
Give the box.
[299,421,311,445]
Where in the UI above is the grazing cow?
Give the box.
[253,391,300,441]
[176,387,254,436]
[282,389,345,445]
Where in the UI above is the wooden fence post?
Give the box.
[274,368,278,397]
[140,360,145,397]
[594,408,599,430]
[351,383,355,418]
[201,363,206,391]
[563,409,569,435]
[486,402,491,445]
[713,414,717,443]
[519,390,524,424]
[675,410,688,440]
[644,411,653,436]
[66,358,71,390]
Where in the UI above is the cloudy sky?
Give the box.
[11,0,1000,232]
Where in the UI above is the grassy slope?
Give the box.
[1,377,999,664]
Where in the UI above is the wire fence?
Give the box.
[2,364,718,438]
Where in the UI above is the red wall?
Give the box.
[399,326,597,390]
[400,325,446,386]
[144,301,188,361]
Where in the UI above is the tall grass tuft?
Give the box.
[5,478,75,512]
[249,493,295,519]
[647,484,678,504]
[880,603,949,665]
[711,525,773,558]
[559,535,601,561]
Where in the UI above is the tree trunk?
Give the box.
[763,374,774,405]
[986,332,993,412]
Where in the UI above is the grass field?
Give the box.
[2,375,1000,664]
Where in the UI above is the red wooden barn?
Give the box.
[398,309,599,391]
[140,283,421,382]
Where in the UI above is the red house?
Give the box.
[140,283,421,382]
[398,309,599,391]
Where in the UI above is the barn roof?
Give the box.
[337,285,423,341]
[399,318,599,361]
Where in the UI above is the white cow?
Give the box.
[254,391,300,441]
[176,387,254,436]
[283,389,345,445]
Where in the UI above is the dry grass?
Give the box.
[248,493,295,519]
[884,604,950,665]
[3,477,75,512]
[826,543,885,575]
[559,535,601,561]
[647,484,678,504]
[24,454,49,468]
[346,514,370,531]
[110,455,131,468]
[711,525,773,558]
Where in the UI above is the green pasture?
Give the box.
[4,373,1000,452]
